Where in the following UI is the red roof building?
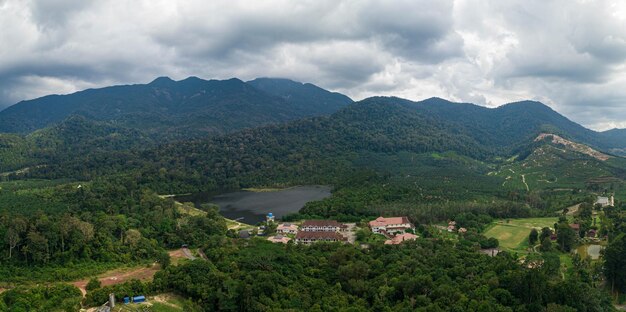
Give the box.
[300,220,346,232]
[295,231,346,245]
[369,216,414,234]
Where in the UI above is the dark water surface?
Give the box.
[175,185,331,224]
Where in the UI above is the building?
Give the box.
[266,212,275,223]
[587,229,597,238]
[369,216,414,234]
[295,231,346,245]
[276,223,298,235]
[300,220,346,232]
[447,221,456,232]
[384,233,418,245]
[267,235,291,244]
[239,230,251,239]
[595,196,614,207]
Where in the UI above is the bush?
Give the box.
[86,277,101,291]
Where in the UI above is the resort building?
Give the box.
[276,223,298,235]
[267,235,291,244]
[595,196,614,207]
[295,231,346,245]
[300,220,347,232]
[369,216,414,235]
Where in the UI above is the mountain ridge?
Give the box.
[0,77,353,139]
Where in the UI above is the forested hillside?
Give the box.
[2,90,626,311]
[0,77,352,140]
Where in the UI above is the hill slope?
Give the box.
[247,78,353,115]
[0,77,352,139]
[399,97,623,153]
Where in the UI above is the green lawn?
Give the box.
[484,217,558,251]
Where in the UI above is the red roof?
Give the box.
[369,216,411,227]
[296,231,345,240]
[570,224,580,230]
[301,220,344,228]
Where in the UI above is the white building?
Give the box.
[300,220,346,232]
[369,216,414,235]
[596,196,614,207]
[276,223,298,235]
[295,231,346,245]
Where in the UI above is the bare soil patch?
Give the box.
[72,265,160,297]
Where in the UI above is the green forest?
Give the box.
[1,92,626,311]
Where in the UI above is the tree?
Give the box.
[158,251,171,269]
[540,227,552,241]
[539,237,552,252]
[5,217,27,259]
[556,222,576,252]
[86,278,101,292]
[5,228,20,259]
[26,230,49,264]
[125,229,142,247]
[529,228,539,246]
[604,234,626,294]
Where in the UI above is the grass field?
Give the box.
[484,217,558,251]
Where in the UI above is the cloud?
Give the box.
[0,0,625,130]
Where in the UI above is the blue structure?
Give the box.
[123,297,130,304]
[133,295,146,303]
[266,212,275,223]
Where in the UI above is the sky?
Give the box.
[1,0,626,131]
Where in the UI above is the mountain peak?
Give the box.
[500,100,552,110]
[149,76,175,87]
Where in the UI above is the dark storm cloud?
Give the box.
[1,0,626,129]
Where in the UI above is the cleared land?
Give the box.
[72,249,189,296]
[484,217,557,251]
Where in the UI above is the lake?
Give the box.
[175,185,331,224]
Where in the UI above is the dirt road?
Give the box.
[181,247,196,260]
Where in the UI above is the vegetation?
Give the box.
[1,89,626,310]
[149,238,614,311]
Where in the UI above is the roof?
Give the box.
[384,233,418,245]
[239,230,251,238]
[369,216,412,227]
[296,231,345,240]
[301,220,344,227]
[268,235,291,243]
[570,223,580,230]
[596,196,609,204]
[277,223,298,231]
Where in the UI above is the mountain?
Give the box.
[601,128,626,156]
[19,96,624,193]
[0,77,352,140]
[396,97,622,153]
[247,78,353,115]
[4,91,626,196]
